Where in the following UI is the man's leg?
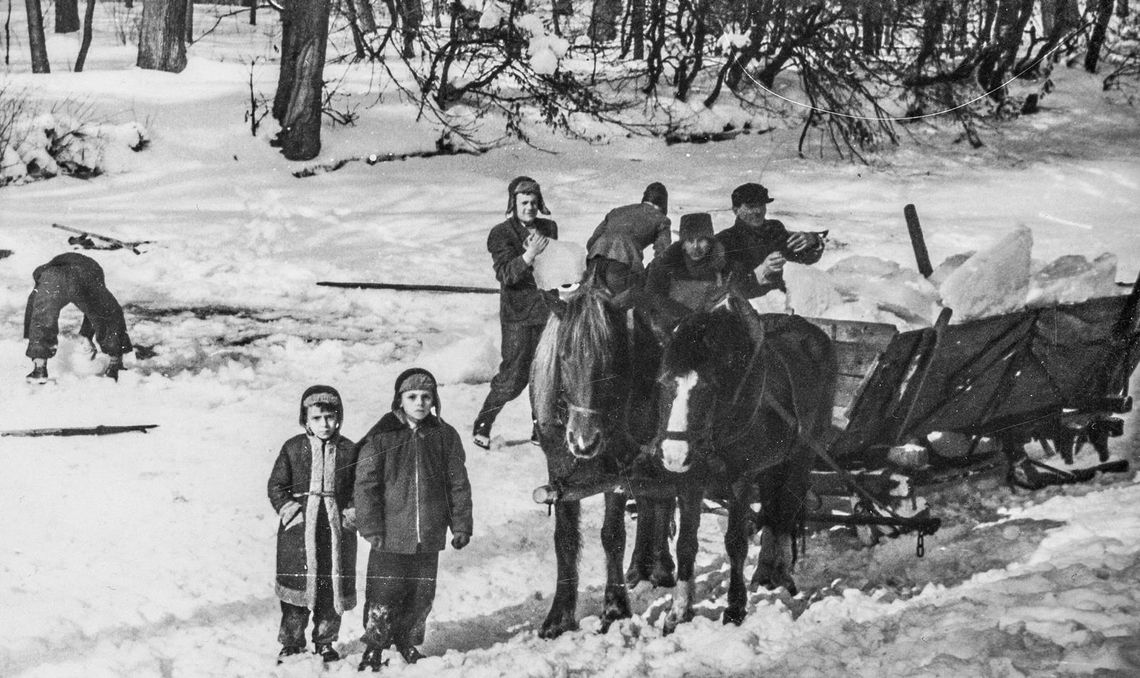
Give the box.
[277,601,309,651]
[474,322,542,443]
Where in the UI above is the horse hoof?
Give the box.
[625,567,648,588]
[539,618,577,639]
[722,607,746,626]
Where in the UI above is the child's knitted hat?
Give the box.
[391,367,441,414]
[299,384,343,426]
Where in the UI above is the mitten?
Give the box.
[366,535,384,550]
[341,508,357,530]
[451,532,470,550]
[279,501,303,530]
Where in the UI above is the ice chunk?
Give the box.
[939,225,1032,322]
[1027,253,1119,307]
[828,255,942,327]
[929,252,974,287]
[533,239,586,290]
[783,262,844,317]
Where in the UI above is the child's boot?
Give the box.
[276,646,304,665]
[26,360,49,384]
[315,643,340,663]
[397,645,426,664]
[358,648,384,672]
[100,356,122,381]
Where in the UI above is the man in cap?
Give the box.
[473,176,558,449]
[716,183,826,298]
[585,181,671,294]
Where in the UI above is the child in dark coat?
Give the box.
[354,368,473,671]
[267,385,359,665]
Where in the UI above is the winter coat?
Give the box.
[487,216,559,325]
[586,203,671,272]
[354,412,473,554]
[646,239,728,314]
[717,218,824,298]
[267,433,359,613]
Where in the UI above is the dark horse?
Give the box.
[656,292,837,625]
[529,273,690,638]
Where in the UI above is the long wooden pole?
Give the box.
[318,281,500,294]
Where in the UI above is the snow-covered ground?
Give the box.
[2,5,1140,677]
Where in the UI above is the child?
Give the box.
[354,368,473,671]
[267,385,359,665]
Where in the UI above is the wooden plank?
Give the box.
[834,341,886,377]
[806,317,898,347]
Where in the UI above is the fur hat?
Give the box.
[641,181,668,214]
[731,182,774,208]
[299,384,343,426]
[505,176,551,216]
[679,212,714,241]
[390,367,441,414]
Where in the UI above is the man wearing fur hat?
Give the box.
[473,176,558,449]
[717,183,826,298]
[267,385,358,665]
[355,368,473,670]
[646,212,728,324]
[585,181,671,294]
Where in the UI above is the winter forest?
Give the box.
[2,0,1140,676]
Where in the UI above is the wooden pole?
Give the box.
[904,203,933,278]
[318,281,500,294]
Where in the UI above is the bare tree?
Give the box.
[589,0,621,43]
[74,0,96,71]
[24,0,50,72]
[55,0,80,33]
[137,0,188,72]
[1085,0,1117,72]
[272,0,331,160]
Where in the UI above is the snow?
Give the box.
[2,4,1140,677]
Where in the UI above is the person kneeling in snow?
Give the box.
[267,385,359,665]
[717,183,826,299]
[354,368,473,671]
[23,252,133,383]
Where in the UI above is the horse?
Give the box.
[529,271,696,638]
[655,291,837,626]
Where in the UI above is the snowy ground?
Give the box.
[3,5,1140,677]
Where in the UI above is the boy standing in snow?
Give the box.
[267,385,359,665]
[23,252,133,383]
[355,368,473,671]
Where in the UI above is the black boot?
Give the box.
[472,419,491,449]
[397,645,426,664]
[26,363,49,384]
[314,643,340,663]
[358,648,384,672]
[276,646,304,665]
[100,357,122,382]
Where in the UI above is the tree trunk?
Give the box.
[394,0,421,57]
[73,0,96,70]
[341,0,368,60]
[629,0,644,59]
[273,0,330,161]
[24,0,49,72]
[137,0,188,72]
[355,0,376,32]
[185,0,194,42]
[248,0,256,26]
[1085,0,1115,72]
[55,0,79,33]
[588,0,621,43]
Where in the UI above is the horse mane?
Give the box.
[531,312,563,433]
[664,305,754,378]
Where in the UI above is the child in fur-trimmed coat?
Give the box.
[267,385,359,665]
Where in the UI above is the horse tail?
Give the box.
[531,313,563,437]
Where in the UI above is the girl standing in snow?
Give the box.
[354,368,473,671]
[267,385,359,665]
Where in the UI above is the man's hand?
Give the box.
[451,533,470,550]
[522,232,550,266]
[786,231,822,253]
[367,535,384,550]
[759,251,786,279]
[341,508,357,531]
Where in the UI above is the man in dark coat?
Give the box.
[267,385,358,664]
[355,368,473,670]
[585,181,670,294]
[716,183,826,298]
[23,252,133,383]
[473,176,558,449]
